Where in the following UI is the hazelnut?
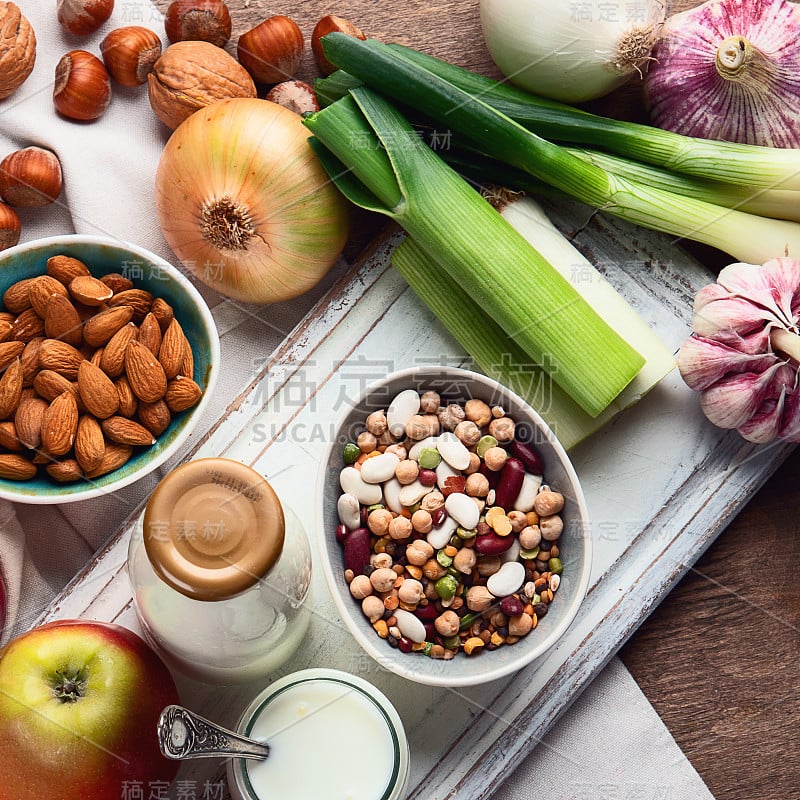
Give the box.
[265,80,319,115]
[57,0,114,37]
[0,3,36,100]
[0,202,20,251]
[100,26,162,87]
[237,15,304,85]
[165,0,232,47]
[147,41,256,130]
[0,148,62,208]
[311,15,366,75]
[54,50,111,122]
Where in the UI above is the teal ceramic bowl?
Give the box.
[0,235,219,504]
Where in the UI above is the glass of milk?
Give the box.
[227,668,410,800]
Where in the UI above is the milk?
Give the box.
[229,670,409,800]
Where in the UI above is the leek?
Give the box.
[303,88,645,418]
[318,34,800,264]
[392,197,676,450]
[318,44,800,192]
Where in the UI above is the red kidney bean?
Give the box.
[335,523,349,544]
[424,623,436,641]
[398,637,414,653]
[501,595,525,616]
[431,507,447,526]
[419,468,437,486]
[415,603,439,621]
[494,457,525,509]
[360,506,369,526]
[343,527,371,574]
[510,440,544,474]
[479,462,501,489]
[475,531,515,555]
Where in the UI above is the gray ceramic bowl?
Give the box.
[316,366,592,687]
[0,235,219,504]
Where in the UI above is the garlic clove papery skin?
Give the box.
[738,391,787,443]
[693,294,776,338]
[716,259,800,328]
[479,0,666,103]
[644,0,800,147]
[677,335,778,391]
[699,363,784,429]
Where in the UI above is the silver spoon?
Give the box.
[158,705,270,761]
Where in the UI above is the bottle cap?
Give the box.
[143,458,285,601]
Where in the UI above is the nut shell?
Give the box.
[0,147,63,208]
[100,26,162,87]
[311,15,366,76]
[54,50,112,121]
[237,15,304,84]
[165,0,232,47]
[0,2,36,101]
[148,40,256,130]
[57,0,114,36]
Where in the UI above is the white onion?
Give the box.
[480,0,665,103]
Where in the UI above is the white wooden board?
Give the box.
[39,208,795,800]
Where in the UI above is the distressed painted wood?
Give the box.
[39,202,794,799]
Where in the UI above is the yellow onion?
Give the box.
[155,97,349,303]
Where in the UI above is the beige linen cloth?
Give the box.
[0,3,715,799]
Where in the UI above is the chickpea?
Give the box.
[476,555,502,577]
[367,508,393,536]
[357,430,377,453]
[488,416,515,443]
[388,516,413,541]
[365,409,388,436]
[453,546,476,574]
[464,452,481,475]
[361,595,385,623]
[422,558,447,581]
[370,567,398,593]
[411,508,433,534]
[489,609,508,628]
[420,390,440,413]
[438,403,465,431]
[491,405,505,419]
[434,609,460,637]
[349,574,373,599]
[421,490,445,513]
[466,585,495,612]
[464,398,492,427]
[370,552,394,570]
[454,420,481,447]
[534,489,565,516]
[483,446,507,472]
[406,539,434,566]
[398,578,424,605]
[465,472,490,497]
[540,514,563,541]
[519,524,542,550]
[508,510,528,533]
[384,443,407,460]
[508,612,533,636]
[406,414,440,440]
[377,429,397,448]
[395,459,419,485]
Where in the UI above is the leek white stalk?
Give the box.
[480,0,665,103]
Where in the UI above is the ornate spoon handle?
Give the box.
[158,705,271,761]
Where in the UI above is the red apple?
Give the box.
[0,619,180,800]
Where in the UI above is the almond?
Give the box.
[44,293,83,347]
[100,323,137,378]
[85,442,132,478]
[77,361,119,419]
[165,375,202,412]
[75,414,104,473]
[137,399,170,436]
[20,337,43,385]
[0,312,16,325]
[0,453,36,480]
[69,275,114,306]
[0,320,12,343]
[33,369,81,405]
[41,391,79,456]
[14,396,47,449]
[101,415,156,446]
[125,339,167,403]
[90,346,104,367]
[29,275,69,317]
[100,272,134,294]
[39,339,85,379]
[179,338,194,379]
[3,278,33,314]
[107,288,153,321]
[158,317,185,379]
[150,297,174,332]
[46,458,83,483]
[115,376,138,417]
[46,255,91,285]
[0,358,23,419]
[83,305,134,348]
[138,312,162,355]
[0,340,24,371]
[0,421,22,451]
[12,308,44,343]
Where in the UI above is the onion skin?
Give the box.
[155,98,349,304]
[644,0,800,147]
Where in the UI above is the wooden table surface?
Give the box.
[155,1,800,797]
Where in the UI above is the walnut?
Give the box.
[0,2,36,101]
[147,41,256,130]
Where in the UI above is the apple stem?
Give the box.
[53,669,88,703]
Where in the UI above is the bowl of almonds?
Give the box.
[0,234,219,503]
[317,366,592,687]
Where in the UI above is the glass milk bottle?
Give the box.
[127,458,312,684]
